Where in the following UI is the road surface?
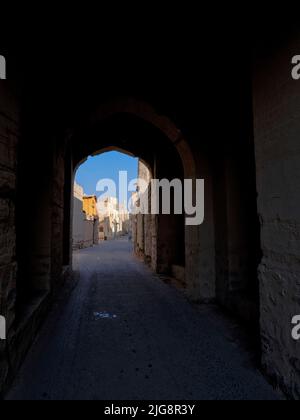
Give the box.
[6,239,278,400]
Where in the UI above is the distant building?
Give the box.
[72,183,100,250]
[83,195,98,220]
[97,197,130,240]
[73,183,85,249]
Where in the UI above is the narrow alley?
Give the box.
[6,240,277,400]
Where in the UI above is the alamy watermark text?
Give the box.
[0,316,6,340]
[0,55,6,80]
[96,172,205,226]
[292,316,300,341]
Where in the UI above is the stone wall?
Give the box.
[0,79,19,391]
[133,162,153,264]
[185,152,216,302]
[253,36,300,398]
[73,184,85,250]
[83,219,97,248]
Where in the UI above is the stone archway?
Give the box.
[69,98,202,295]
[86,97,197,179]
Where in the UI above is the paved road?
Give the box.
[6,239,278,400]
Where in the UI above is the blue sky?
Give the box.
[75,152,139,201]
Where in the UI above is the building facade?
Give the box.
[72,184,99,249]
[97,197,130,240]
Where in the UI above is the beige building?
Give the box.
[72,183,99,249]
[97,197,130,240]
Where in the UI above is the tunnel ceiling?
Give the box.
[72,113,184,173]
[13,35,253,151]
[12,19,295,156]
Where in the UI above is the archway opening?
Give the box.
[72,151,139,250]
[70,142,186,283]
[64,107,193,284]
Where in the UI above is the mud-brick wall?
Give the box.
[253,37,300,398]
[0,81,19,389]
